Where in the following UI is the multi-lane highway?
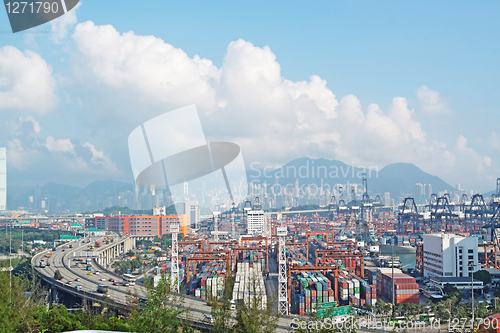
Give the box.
[32,235,299,332]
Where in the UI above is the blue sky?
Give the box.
[0,1,498,192]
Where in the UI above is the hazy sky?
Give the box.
[0,1,498,192]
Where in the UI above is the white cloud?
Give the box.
[417,85,450,114]
[21,116,41,134]
[50,2,81,43]
[83,142,117,171]
[64,22,496,190]
[71,21,222,110]
[46,136,75,153]
[0,46,58,113]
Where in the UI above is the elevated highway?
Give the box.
[32,235,297,332]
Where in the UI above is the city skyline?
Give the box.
[0,2,498,194]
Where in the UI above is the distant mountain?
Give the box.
[248,157,456,198]
[371,163,456,196]
[7,180,133,201]
[83,180,133,197]
[7,185,35,197]
[41,182,82,200]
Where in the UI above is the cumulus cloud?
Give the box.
[82,142,117,171]
[0,46,58,114]
[50,1,81,43]
[46,136,75,153]
[71,21,222,110]
[417,85,450,114]
[63,21,496,190]
[2,116,123,185]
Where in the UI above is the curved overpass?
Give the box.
[32,235,296,332]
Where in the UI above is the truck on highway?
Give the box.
[86,265,92,271]
[96,241,101,248]
[89,245,94,251]
[54,270,63,281]
[69,244,73,248]
[97,284,108,293]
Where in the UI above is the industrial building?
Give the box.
[247,209,265,235]
[422,233,479,279]
[184,200,200,229]
[91,214,189,237]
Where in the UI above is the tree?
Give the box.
[210,276,235,332]
[132,273,191,333]
[232,270,280,333]
[474,270,492,285]
[376,299,391,316]
[485,285,491,294]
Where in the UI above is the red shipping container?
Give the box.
[395,283,420,290]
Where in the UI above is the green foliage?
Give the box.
[474,270,492,285]
[132,273,190,333]
[96,204,179,216]
[232,271,280,333]
[211,277,234,332]
[376,299,391,315]
[443,283,462,303]
[112,258,142,274]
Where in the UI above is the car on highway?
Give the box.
[122,282,130,287]
[76,285,82,290]
[66,281,72,285]
[100,278,106,281]
[75,278,80,282]
[88,272,93,275]
[113,282,119,286]
[202,316,214,324]
[109,278,114,282]
[95,271,99,275]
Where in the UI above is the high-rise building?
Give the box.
[247,209,265,235]
[153,206,166,216]
[0,148,5,210]
[184,200,200,229]
[384,192,391,206]
[422,233,478,278]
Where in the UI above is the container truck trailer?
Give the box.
[54,270,63,280]
[97,285,108,293]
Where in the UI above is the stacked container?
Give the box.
[380,272,419,304]
[233,261,267,310]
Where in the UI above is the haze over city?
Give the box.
[0,1,498,193]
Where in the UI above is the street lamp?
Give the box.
[388,229,397,315]
[469,262,477,329]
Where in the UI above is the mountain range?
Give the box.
[8,158,461,205]
[247,157,456,197]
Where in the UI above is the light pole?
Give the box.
[469,262,476,329]
[388,229,396,315]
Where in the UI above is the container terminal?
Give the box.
[145,177,500,318]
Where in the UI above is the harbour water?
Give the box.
[379,249,416,269]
